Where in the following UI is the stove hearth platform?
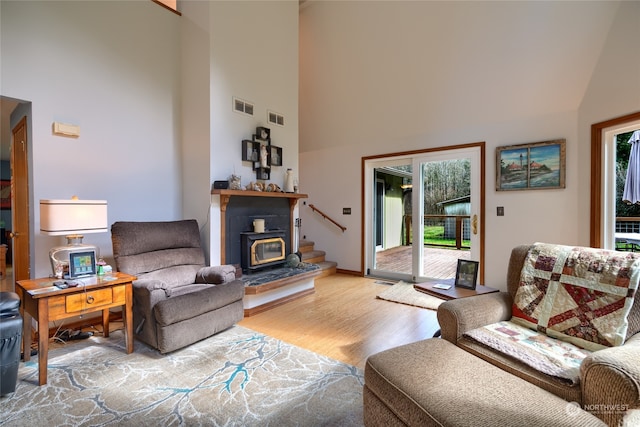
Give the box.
[242,264,321,316]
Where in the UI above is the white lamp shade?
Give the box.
[40,199,108,235]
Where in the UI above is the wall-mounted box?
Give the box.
[52,122,80,138]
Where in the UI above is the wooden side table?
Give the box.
[15,272,136,385]
[414,280,499,300]
[414,279,499,337]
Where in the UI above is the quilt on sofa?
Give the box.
[511,242,640,351]
[464,320,590,384]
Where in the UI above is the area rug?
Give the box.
[376,281,444,310]
[0,326,364,426]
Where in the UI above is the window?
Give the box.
[590,112,640,248]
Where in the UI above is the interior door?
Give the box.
[11,116,30,282]
[365,144,484,283]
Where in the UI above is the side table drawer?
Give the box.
[66,288,113,313]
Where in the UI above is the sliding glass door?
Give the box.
[365,145,483,283]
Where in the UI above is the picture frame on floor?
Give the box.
[454,259,479,289]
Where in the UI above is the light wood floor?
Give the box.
[239,273,440,369]
[6,269,440,369]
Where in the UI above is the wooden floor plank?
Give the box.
[239,273,440,369]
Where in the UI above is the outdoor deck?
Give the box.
[375,245,471,279]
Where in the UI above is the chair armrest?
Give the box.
[580,334,640,426]
[132,279,167,292]
[154,279,245,326]
[195,265,238,284]
[437,292,512,344]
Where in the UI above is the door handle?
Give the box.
[9,232,18,238]
[472,215,478,235]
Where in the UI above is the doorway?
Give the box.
[363,143,485,284]
[591,111,640,249]
[1,96,32,291]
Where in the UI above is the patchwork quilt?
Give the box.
[512,242,640,351]
[464,321,590,384]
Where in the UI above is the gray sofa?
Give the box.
[111,220,244,353]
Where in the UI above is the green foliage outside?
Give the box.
[390,159,472,247]
[424,225,470,249]
[423,160,471,215]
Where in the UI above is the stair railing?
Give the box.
[308,204,347,233]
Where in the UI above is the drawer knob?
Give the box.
[86,295,95,304]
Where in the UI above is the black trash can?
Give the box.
[0,292,22,396]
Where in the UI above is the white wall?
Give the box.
[299,1,631,289]
[1,0,299,277]
[1,1,182,277]
[577,0,640,241]
[181,0,213,260]
[207,0,299,265]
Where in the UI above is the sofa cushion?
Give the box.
[464,320,591,384]
[364,338,606,427]
[512,242,640,351]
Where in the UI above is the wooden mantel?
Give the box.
[211,189,308,211]
[211,189,308,264]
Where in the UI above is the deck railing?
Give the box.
[403,214,470,249]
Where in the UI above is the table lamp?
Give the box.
[40,197,108,278]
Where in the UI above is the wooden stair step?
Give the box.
[299,239,336,278]
[302,249,326,264]
[315,261,337,278]
[298,240,314,254]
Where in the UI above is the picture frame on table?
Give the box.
[454,259,479,290]
[496,139,566,191]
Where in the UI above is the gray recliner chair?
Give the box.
[0,292,22,396]
[111,220,244,354]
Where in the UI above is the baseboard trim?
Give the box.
[336,268,363,276]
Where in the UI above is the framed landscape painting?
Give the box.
[496,139,566,191]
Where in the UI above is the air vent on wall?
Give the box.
[233,97,254,116]
[267,110,285,127]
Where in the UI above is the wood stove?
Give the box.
[241,230,287,273]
